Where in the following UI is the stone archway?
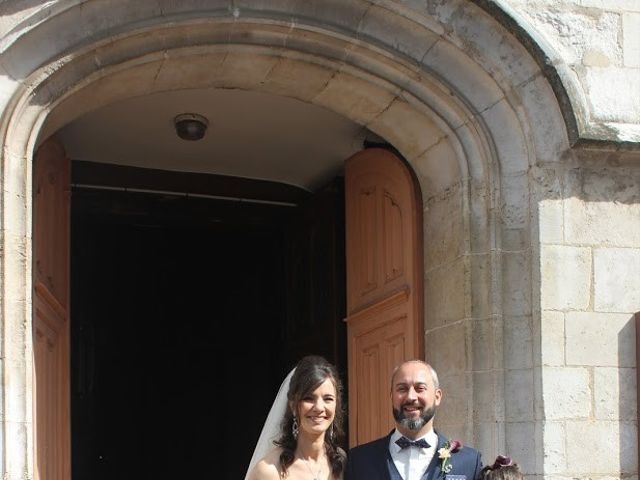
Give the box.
[0,1,571,478]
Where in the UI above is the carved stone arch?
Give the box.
[0,1,573,477]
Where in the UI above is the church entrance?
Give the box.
[33,57,425,480]
[68,161,347,480]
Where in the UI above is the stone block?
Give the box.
[505,422,536,473]
[314,72,396,126]
[585,67,640,124]
[481,99,529,175]
[437,372,472,428]
[155,51,231,90]
[538,199,564,245]
[565,420,637,474]
[540,245,591,311]
[468,181,493,255]
[505,369,534,421]
[566,312,635,367]
[421,37,504,114]
[539,310,565,366]
[504,316,533,370]
[500,172,529,230]
[359,4,439,61]
[517,76,569,164]
[425,259,466,327]
[594,367,637,421]
[542,367,590,419]
[413,137,461,196]
[445,1,540,86]
[565,197,640,248]
[471,317,502,372]
[502,251,532,316]
[579,0,640,13]
[474,421,503,464]
[423,190,463,271]
[541,421,566,474]
[369,100,444,162]
[472,371,503,422]
[425,322,467,375]
[623,13,640,67]
[468,254,494,323]
[236,0,369,31]
[262,57,335,101]
[594,248,640,312]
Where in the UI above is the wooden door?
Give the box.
[345,147,423,447]
[33,137,71,480]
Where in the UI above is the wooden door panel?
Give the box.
[35,293,69,480]
[348,289,411,445]
[34,137,71,480]
[351,184,378,295]
[346,151,420,313]
[382,189,404,282]
[345,148,423,446]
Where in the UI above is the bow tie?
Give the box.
[395,437,430,449]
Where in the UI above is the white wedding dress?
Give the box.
[245,368,296,480]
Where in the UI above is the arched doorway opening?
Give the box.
[56,88,355,479]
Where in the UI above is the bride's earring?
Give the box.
[292,416,299,439]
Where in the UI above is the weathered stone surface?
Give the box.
[539,310,565,366]
[505,368,534,421]
[541,245,591,310]
[566,420,637,474]
[594,248,640,312]
[565,312,635,366]
[542,367,591,419]
[541,421,566,473]
[594,367,637,421]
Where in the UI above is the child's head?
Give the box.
[480,455,523,480]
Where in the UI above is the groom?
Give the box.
[345,360,483,480]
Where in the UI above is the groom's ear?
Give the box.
[434,387,443,406]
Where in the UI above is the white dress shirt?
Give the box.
[389,428,438,480]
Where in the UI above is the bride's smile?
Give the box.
[299,378,336,434]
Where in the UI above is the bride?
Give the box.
[245,355,347,480]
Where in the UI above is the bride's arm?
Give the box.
[246,455,282,480]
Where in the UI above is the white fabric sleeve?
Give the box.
[245,367,296,480]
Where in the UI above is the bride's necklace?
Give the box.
[301,456,323,480]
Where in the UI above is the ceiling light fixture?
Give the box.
[174,113,209,141]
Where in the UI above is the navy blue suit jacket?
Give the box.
[345,430,482,480]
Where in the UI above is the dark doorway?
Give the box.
[70,162,346,480]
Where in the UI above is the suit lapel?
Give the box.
[422,432,447,480]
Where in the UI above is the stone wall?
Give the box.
[536,155,640,478]
[496,0,640,143]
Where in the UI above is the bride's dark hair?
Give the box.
[274,355,346,477]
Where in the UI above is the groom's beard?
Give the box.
[393,403,436,431]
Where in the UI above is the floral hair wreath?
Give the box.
[438,440,462,473]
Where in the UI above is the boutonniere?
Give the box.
[438,440,462,473]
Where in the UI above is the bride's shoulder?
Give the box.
[246,448,284,480]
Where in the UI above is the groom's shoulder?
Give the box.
[347,433,390,456]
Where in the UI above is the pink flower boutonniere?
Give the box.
[438,440,462,473]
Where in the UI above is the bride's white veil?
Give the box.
[245,367,296,480]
